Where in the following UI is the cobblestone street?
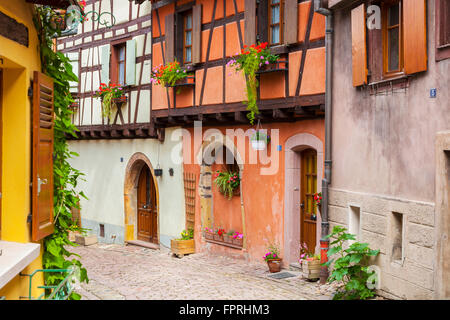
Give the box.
[71,243,336,300]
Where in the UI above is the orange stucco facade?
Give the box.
[151,0,326,264]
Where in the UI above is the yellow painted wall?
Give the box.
[0,0,44,300]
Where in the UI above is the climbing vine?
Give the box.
[34,6,88,300]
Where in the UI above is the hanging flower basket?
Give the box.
[213,170,240,199]
[250,127,270,151]
[94,83,126,121]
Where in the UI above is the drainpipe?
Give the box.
[314,0,333,284]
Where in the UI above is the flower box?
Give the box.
[171,239,195,258]
[112,95,128,105]
[256,60,288,74]
[204,231,214,240]
[223,235,234,244]
[232,237,243,247]
[166,75,195,87]
[213,234,223,242]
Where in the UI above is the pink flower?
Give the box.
[265,61,269,65]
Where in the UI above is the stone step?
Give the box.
[289,262,302,272]
[126,240,160,250]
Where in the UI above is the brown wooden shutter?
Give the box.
[403,0,427,74]
[351,3,367,87]
[165,13,175,63]
[192,4,202,64]
[32,71,55,241]
[245,0,256,46]
[284,0,298,45]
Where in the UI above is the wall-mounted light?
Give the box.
[169,168,174,176]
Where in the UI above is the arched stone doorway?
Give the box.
[124,152,159,243]
[284,133,323,265]
[196,134,246,248]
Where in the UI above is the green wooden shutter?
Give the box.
[126,39,136,86]
[100,44,110,84]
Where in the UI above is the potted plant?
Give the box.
[299,242,321,280]
[150,61,193,93]
[263,242,282,273]
[214,170,240,199]
[171,228,195,258]
[313,192,322,220]
[227,42,279,124]
[250,129,270,151]
[94,83,126,121]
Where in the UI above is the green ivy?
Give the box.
[34,6,88,300]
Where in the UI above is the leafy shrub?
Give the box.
[325,225,380,300]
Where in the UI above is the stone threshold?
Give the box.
[126,240,160,250]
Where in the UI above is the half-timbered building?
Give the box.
[60,0,327,265]
[59,0,187,248]
[149,0,327,264]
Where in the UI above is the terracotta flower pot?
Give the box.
[266,258,282,273]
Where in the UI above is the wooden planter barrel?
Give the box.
[171,239,195,258]
[302,259,321,280]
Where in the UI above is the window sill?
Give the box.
[367,74,411,87]
[0,241,40,289]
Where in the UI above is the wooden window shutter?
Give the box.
[32,71,55,241]
[403,0,427,74]
[192,4,202,64]
[245,0,257,46]
[284,0,298,45]
[126,39,136,86]
[351,3,367,87]
[165,13,175,63]
[257,0,268,44]
[100,45,110,84]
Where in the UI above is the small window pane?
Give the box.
[118,46,126,61]
[388,4,399,26]
[388,27,399,71]
[271,5,280,24]
[186,14,192,29]
[271,0,280,4]
[118,62,125,85]
[271,25,280,43]
[186,31,192,46]
[185,47,191,63]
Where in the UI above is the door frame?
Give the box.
[284,133,323,265]
[124,152,159,243]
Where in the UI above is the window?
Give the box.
[382,1,403,76]
[111,43,126,85]
[351,0,427,87]
[391,212,404,263]
[348,205,361,241]
[269,0,283,46]
[437,0,450,48]
[436,0,450,61]
[183,11,193,64]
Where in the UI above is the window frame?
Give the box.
[183,10,193,65]
[110,39,128,86]
[436,0,450,61]
[268,0,284,46]
[381,0,404,78]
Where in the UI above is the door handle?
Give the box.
[300,203,304,209]
[37,175,48,196]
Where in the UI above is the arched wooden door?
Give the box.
[137,165,157,243]
[300,149,317,254]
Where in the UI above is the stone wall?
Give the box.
[328,188,435,299]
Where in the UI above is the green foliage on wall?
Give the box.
[34,6,88,300]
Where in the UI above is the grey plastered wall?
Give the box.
[328,1,449,299]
